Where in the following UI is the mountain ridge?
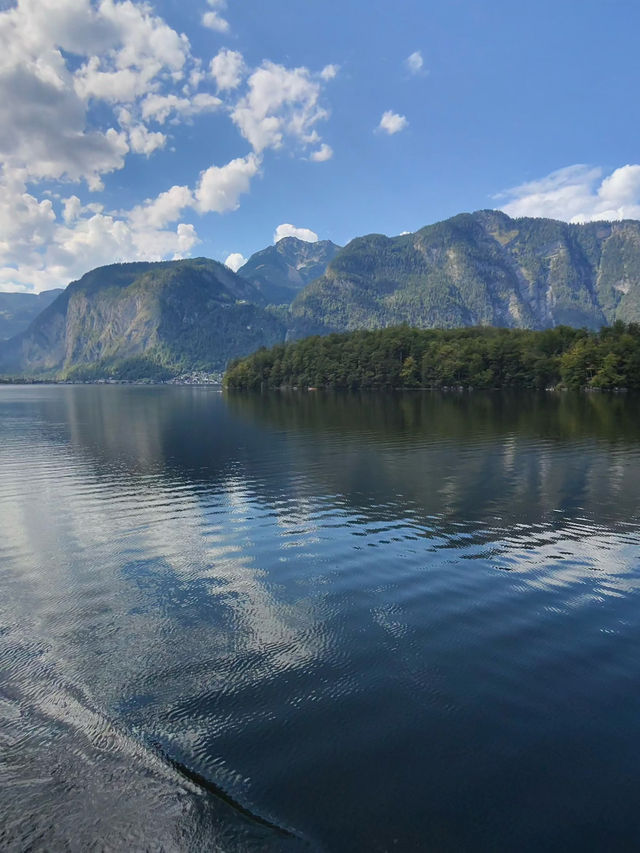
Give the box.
[237,236,341,304]
[288,210,640,337]
[0,258,285,378]
[4,210,640,379]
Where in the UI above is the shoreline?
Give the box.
[0,381,631,393]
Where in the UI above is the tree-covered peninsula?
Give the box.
[224,323,640,391]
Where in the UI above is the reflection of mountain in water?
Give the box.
[225,391,640,532]
[32,386,640,535]
[3,387,640,851]
[0,387,323,851]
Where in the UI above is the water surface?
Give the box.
[2,387,640,851]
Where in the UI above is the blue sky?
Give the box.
[1,0,640,291]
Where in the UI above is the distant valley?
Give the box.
[3,210,640,380]
[0,290,63,341]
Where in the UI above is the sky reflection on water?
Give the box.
[1,387,640,851]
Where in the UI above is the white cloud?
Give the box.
[73,0,190,104]
[274,223,318,243]
[195,153,261,214]
[128,124,166,156]
[62,195,82,225]
[0,61,130,188]
[0,0,194,189]
[498,164,640,223]
[0,173,57,267]
[0,168,200,293]
[377,110,408,135]
[0,1,337,292]
[320,64,339,81]
[202,0,229,33]
[51,212,199,280]
[210,48,245,92]
[310,143,333,162]
[225,252,247,272]
[125,153,260,234]
[405,51,423,75]
[202,11,229,33]
[129,184,194,229]
[140,92,221,124]
[231,61,329,153]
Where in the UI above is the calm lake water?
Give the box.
[2,386,640,851]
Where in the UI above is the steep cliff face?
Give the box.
[0,289,63,340]
[0,259,286,378]
[289,212,640,337]
[238,236,341,304]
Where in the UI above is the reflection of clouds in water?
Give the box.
[345,504,640,649]
[494,519,640,596]
[4,388,640,851]
[0,435,324,702]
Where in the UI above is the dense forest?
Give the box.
[224,323,640,391]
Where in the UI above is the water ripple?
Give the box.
[2,387,640,850]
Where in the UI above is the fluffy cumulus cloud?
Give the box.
[0,172,200,293]
[0,0,336,291]
[231,61,330,153]
[224,252,247,272]
[274,223,318,243]
[378,110,408,135]
[210,48,246,91]
[310,143,333,162]
[405,51,423,75]
[498,164,640,223]
[195,154,261,214]
[140,92,221,124]
[129,184,194,230]
[202,0,229,33]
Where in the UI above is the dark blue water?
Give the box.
[2,386,640,851]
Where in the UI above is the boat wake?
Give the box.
[0,624,313,852]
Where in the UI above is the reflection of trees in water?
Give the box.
[24,385,640,535]
[227,389,640,444]
[226,391,640,532]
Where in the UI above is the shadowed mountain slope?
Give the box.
[238,236,341,304]
[0,259,285,379]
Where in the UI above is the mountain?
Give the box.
[0,289,64,340]
[6,210,640,381]
[0,259,285,379]
[289,211,640,336]
[238,236,341,304]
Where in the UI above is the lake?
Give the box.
[2,386,640,851]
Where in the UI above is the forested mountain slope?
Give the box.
[225,323,640,391]
[4,211,640,380]
[289,211,640,336]
[0,259,285,379]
